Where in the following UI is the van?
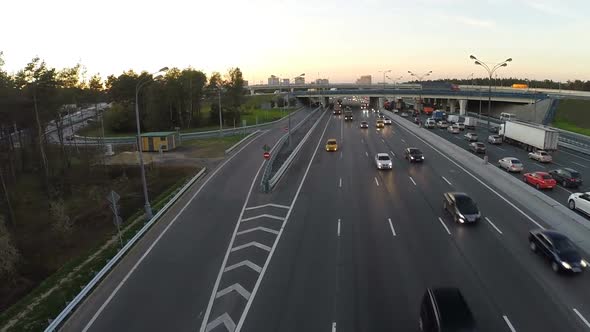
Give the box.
[500,113,516,121]
[419,287,477,332]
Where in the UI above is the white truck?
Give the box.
[499,121,559,151]
[447,114,460,123]
[463,117,477,129]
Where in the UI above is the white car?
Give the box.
[528,150,552,163]
[393,109,399,113]
[447,125,460,134]
[499,157,524,173]
[437,121,449,129]
[384,118,392,125]
[457,123,465,131]
[425,119,436,129]
[464,132,478,141]
[375,153,393,170]
[401,112,409,117]
[568,192,590,216]
[488,135,502,144]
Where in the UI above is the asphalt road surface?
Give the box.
[61,106,590,332]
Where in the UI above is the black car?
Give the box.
[360,121,369,128]
[548,168,583,188]
[489,126,500,133]
[404,148,424,162]
[443,192,481,223]
[377,113,385,119]
[529,229,588,273]
[469,142,486,154]
[419,287,477,332]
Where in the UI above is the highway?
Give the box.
[407,111,590,212]
[60,106,590,332]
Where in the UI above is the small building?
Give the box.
[140,131,180,152]
[294,76,305,85]
[268,75,280,85]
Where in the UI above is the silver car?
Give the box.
[447,125,460,134]
[375,153,393,170]
[457,123,465,131]
[528,150,552,163]
[499,157,524,172]
[487,135,502,144]
[464,132,478,141]
[384,118,392,125]
[437,121,449,129]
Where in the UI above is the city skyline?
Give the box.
[1,0,589,83]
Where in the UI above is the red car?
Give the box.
[523,172,556,190]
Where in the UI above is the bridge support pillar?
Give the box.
[459,99,467,115]
[250,89,255,95]
[369,97,380,110]
[324,97,329,107]
[450,99,456,113]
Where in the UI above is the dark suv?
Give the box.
[419,287,477,332]
[548,168,583,188]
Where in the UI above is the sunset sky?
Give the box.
[1,0,589,83]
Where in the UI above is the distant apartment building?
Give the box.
[356,75,372,85]
[268,75,280,85]
[315,78,329,85]
[294,76,305,85]
[282,78,290,85]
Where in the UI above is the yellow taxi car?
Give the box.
[325,138,338,152]
[376,119,385,128]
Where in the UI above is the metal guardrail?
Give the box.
[224,130,262,155]
[73,107,306,144]
[268,110,326,189]
[44,167,208,331]
[260,106,321,192]
[293,89,549,100]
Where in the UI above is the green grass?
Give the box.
[241,108,295,126]
[181,134,247,158]
[0,174,196,331]
[551,99,590,136]
[76,123,133,138]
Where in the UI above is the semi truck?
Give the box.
[463,117,477,129]
[499,121,559,151]
[447,115,460,123]
[433,110,446,121]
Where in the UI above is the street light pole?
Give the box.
[408,70,432,113]
[134,67,169,220]
[469,55,512,129]
[379,69,392,87]
[218,88,223,136]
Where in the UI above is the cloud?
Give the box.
[454,16,496,28]
[523,0,576,17]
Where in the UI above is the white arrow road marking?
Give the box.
[223,260,262,273]
[231,242,271,252]
[216,283,251,300]
[245,203,290,211]
[205,313,236,332]
[240,214,285,222]
[236,226,279,236]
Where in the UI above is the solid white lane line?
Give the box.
[485,217,503,234]
[374,177,380,186]
[409,176,417,186]
[503,315,517,332]
[442,176,452,186]
[495,146,506,151]
[388,218,396,236]
[572,161,588,168]
[235,109,332,331]
[397,119,548,229]
[83,129,266,332]
[401,138,406,143]
[573,308,590,328]
[557,186,573,194]
[337,219,341,237]
[552,161,565,167]
[438,217,451,235]
[560,149,590,162]
[365,151,369,157]
[390,150,396,157]
[339,177,342,188]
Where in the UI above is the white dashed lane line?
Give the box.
[572,161,588,168]
[409,176,416,186]
[503,315,517,332]
[573,308,590,328]
[388,218,397,236]
[485,217,503,234]
[437,217,451,235]
[442,176,452,186]
[374,177,380,186]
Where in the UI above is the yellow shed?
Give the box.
[140,131,180,152]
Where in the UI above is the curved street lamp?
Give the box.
[408,70,432,112]
[470,55,511,129]
[135,66,169,220]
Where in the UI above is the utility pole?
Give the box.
[218,88,223,137]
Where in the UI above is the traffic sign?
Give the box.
[263,152,270,160]
[284,127,289,132]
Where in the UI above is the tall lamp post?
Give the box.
[469,55,512,129]
[135,66,169,220]
[408,70,432,112]
[379,69,392,87]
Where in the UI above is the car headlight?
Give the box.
[410,156,414,160]
[562,262,572,269]
[582,260,588,268]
